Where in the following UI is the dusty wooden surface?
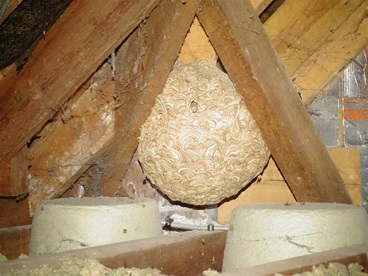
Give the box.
[0,63,17,121]
[265,0,364,76]
[99,0,200,196]
[27,65,115,213]
[178,0,367,105]
[0,65,28,197]
[0,225,31,259]
[0,198,31,228]
[291,1,368,104]
[0,146,28,196]
[265,0,368,105]
[221,244,367,275]
[0,0,160,165]
[218,148,361,223]
[251,0,274,14]
[0,231,226,275]
[197,0,351,204]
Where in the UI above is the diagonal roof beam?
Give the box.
[197,0,351,203]
[99,0,200,196]
[0,0,161,165]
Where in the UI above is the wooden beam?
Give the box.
[0,231,226,276]
[0,63,17,121]
[291,2,368,104]
[221,244,367,275]
[197,0,351,203]
[0,146,28,196]
[218,148,361,223]
[99,0,200,195]
[251,0,274,14]
[0,225,31,260]
[264,0,368,104]
[28,72,115,213]
[0,198,31,228]
[0,0,161,165]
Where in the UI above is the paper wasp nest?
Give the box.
[137,58,270,205]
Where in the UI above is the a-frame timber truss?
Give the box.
[0,0,357,215]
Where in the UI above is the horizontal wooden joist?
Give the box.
[197,0,352,203]
[0,231,226,275]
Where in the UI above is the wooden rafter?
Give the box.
[28,72,116,213]
[265,0,368,104]
[0,0,161,165]
[196,0,351,203]
[99,0,201,196]
[0,0,357,206]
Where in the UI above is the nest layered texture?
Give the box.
[138,58,270,205]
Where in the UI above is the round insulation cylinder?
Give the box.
[222,203,368,272]
[29,197,162,255]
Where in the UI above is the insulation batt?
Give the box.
[138,57,270,205]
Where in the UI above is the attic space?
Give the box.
[0,0,367,275]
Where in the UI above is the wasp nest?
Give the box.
[137,58,270,205]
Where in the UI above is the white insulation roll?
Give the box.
[30,197,162,255]
[222,203,368,272]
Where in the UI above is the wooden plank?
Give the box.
[99,0,200,196]
[197,0,351,204]
[260,148,361,185]
[0,63,17,121]
[218,148,361,223]
[28,71,115,213]
[0,0,161,165]
[251,0,274,14]
[178,0,367,106]
[0,198,31,228]
[328,147,360,185]
[291,2,368,104]
[0,225,31,260]
[264,0,364,76]
[221,244,367,276]
[177,17,216,63]
[178,0,273,63]
[218,181,295,223]
[219,182,361,223]
[0,146,28,196]
[0,231,226,276]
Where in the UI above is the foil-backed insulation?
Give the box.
[308,49,367,212]
[361,146,368,213]
[308,90,339,146]
[308,50,367,147]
